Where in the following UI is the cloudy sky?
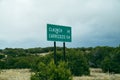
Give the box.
[0,0,120,49]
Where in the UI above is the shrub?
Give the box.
[89,47,113,68]
[101,49,120,73]
[31,61,72,80]
[33,49,90,76]
[0,61,5,69]
[67,49,90,76]
[0,55,5,59]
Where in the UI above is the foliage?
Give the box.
[67,49,90,76]
[3,48,27,57]
[14,58,31,68]
[88,46,113,68]
[39,49,90,76]
[101,48,120,73]
[31,61,72,80]
[0,61,5,69]
[0,46,120,74]
[0,56,40,69]
[0,54,5,59]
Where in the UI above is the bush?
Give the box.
[89,46,113,68]
[101,49,120,73]
[0,55,5,59]
[32,49,90,76]
[31,61,72,80]
[0,61,5,69]
[67,49,90,76]
[14,58,31,68]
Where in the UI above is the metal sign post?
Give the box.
[54,41,57,65]
[63,42,66,62]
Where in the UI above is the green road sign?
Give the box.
[47,24,72,42]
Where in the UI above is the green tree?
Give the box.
[89,46,113,68]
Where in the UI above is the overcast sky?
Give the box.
[0,0,120,49]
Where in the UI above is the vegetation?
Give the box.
[101,47,120,73]
[1,68,120,80]
[31,61,72,80]
[67,49,90,76]
[0,55,5,59]
[0,45,120,78]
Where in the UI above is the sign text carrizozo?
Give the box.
[47,24,71,42]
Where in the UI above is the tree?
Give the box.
[89,46,113,68]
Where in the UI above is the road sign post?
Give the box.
[47,24,71,64]
[54,41,57,65]
[63,42,66,61]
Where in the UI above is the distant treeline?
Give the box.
[0,47,54,55]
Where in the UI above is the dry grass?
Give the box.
[0,69,31,80]
[0,68,120,80]
[73,68,120,80]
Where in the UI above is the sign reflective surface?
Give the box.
[47,24,71,42]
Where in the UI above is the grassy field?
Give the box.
[73,68,120,80]
[0,68,120,80]
[0,69,31,80]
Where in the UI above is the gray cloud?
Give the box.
[0,0,120,48]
